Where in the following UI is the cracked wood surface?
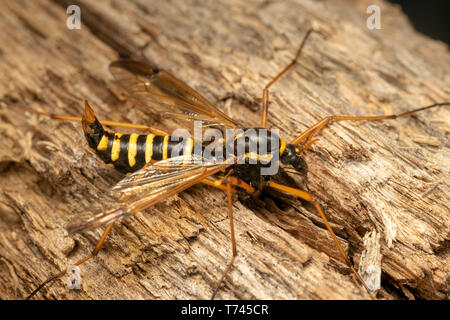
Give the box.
[0,0,449,300]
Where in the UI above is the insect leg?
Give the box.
[199,175,256,298]
[267,181,371,295]
[211,182,237,300]
[290,102,450,147]
[11,100,169,135]
[201,177,236,192]
[260,29,316,128]
[26,223,114,299]
[204,175,256,299]
[201,174,255,194]
[224,176,255,194]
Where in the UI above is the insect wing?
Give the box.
[67,155,234,233]
[109,60,241,131]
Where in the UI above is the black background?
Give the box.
[387,0,450,45]
[3,300,447,319]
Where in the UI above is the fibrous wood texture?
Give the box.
[0,0,449,300]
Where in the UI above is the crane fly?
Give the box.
[18,29,448,299]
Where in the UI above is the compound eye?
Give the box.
[292,156,307,173]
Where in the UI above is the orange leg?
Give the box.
[260,29,317,128]
[202,175,255,299]
[291,102,449,146]
[201,177,236,192]
[267,181,371,294]
[26,223,114,299]
[12,100,169,135]
[211,182,238,300]
[201,174,255,194]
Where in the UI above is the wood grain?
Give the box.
[0,0,448,299]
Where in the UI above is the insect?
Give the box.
[20,29,448,299]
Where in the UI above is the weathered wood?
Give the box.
[0,0,448,300]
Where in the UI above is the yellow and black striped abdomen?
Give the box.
[93,131,194,173]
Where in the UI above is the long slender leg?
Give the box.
[26,223,114,299]
[206,175,255,193]
[201,177,236,192]
[225,176,255,194]
[267,181,371,294]
[11,100,169,135]
[260,29,317,128]
[211,182,238,300]
[291,102,449,146]
[204,175,256,299]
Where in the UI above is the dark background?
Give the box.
[387,0,450,45]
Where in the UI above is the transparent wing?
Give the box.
[67,155,235,233]
[109,60,241,132]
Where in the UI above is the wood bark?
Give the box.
[0,0,448,300]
